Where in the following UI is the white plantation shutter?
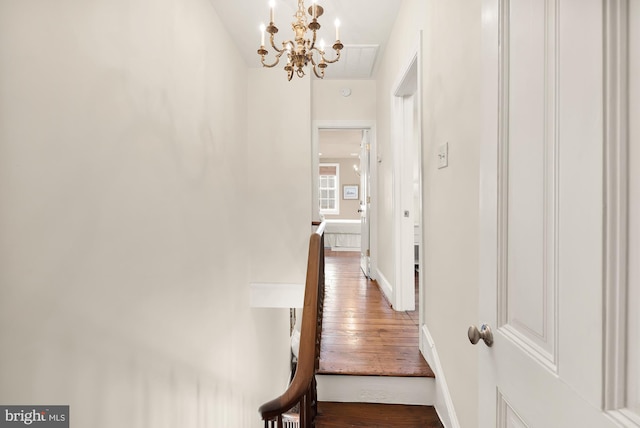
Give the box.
[319,163,339,215]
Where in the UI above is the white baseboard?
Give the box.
[421,325,460,428]
[375,268,394,306]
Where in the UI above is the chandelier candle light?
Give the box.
[257,0,343,80]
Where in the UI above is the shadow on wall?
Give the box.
[0,315,258,427]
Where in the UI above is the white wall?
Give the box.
[376,0,481,426]
[0,1,290,427]
[312,79,376,121]
[247,70,312,285]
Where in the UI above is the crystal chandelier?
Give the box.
[257,0,344,81]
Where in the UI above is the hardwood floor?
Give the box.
[315,402,444,428]
[318,251,434,377]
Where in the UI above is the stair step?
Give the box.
[315,402,443,428]
[317,374,435,406]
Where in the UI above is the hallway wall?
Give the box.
[247,70,312,285]
[376,0,481,426]
[312,79,377,121]
[0,1,290,427]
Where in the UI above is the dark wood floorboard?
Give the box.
[315,402,444,428]
[319,250,434,377]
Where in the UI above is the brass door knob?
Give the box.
[468,324,494,347]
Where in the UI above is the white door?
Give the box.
[627,2,640,422]
[360,129,371,277]
[397,94,417,312]
[477,0,625,426]
[393,50,420,312]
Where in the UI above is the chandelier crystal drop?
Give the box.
[257,0,343,81]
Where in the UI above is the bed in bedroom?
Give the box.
[323,219,361,251]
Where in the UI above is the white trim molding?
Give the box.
[497,390,529,428]
[375,268,394,306]
[603,0,640,425]
[390,32,422,312]
[421,324,461,428]
[604,0,629,412]
[316,374,434,406]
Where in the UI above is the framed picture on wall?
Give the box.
[343,185,359,200]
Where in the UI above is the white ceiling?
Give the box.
[207,0,401,79]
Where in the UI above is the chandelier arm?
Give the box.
[261,50,286,68]
[312,63,324,79]
[310,47,330,63]
[269,33,287,53]
[322,48,341,64]
[308,48,319,63]
[308,49,327,78]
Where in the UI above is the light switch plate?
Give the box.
[438,142,449,169]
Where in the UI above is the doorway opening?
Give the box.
[312,121,376,279]
[391,41,423,331]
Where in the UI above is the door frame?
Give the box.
[359,129,372,277]
[603,0,640,424]
[391,33,423,313]
[312,120,378,278]
[478,1,500,422]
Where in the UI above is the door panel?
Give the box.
[497,392,529,428]
[498,0,557,368]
